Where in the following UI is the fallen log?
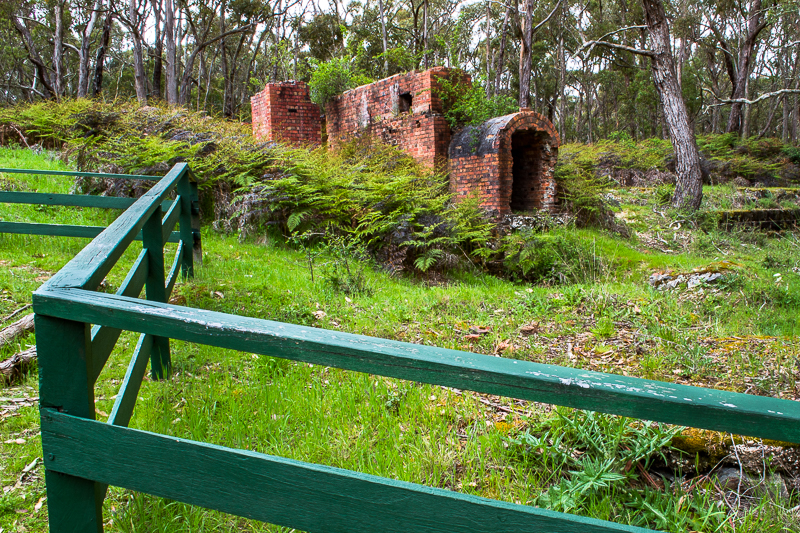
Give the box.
[0,346,36,382]
[0,314,35,348]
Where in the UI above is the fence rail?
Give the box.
[26,163,800,533]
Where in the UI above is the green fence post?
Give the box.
[190,178,203,267]
[37,315,104,532]
[142,205,171,379]
[176,171,201,276]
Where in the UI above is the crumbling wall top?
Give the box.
[449,110,561,159]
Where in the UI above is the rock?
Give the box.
[603,193,621,208]
[196,142,217,157]
[761,472,790,501]
[714,466,746,491]
[733,176,751,187]
[648,272,674,288]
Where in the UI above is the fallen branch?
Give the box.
[0,346,37,382]
[2,304,31,324]
[0,314,35,348]
[8,125,32,149]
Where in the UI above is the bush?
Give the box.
[437,76,518,130]
[782,146,800,165]
[502,228,607,284]
[230,137,495,273]
[553,156,624,233]
[307,56,373,108]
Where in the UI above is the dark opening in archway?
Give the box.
[510,130,545,211]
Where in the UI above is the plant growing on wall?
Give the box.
[308,56,373,108]
[437,76,518,130]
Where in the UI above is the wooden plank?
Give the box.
[161,195,181,243]
[32,288,800,444]
[43,163,186,291]
[142,207,170,379]
[35,317,103,532]
[0,168,160,180]
[165,242,184,299]
[41,410,652,533]
[0,221,107,239]
[0,222,181,243]
[89,250,149,383]
[108,334,151,428]
[0,191,136,209]
[116,249,150,299]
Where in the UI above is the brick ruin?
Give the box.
[250,81,321,144]
[324,67,467,168]
[449,111,560,212]
[250,69,560,214]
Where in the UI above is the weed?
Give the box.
[655,184,674,206]
[592,316,615,339]
[319,233,373,295]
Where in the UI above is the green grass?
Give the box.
[2,147,800,532]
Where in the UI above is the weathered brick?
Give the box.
[250,81,321,145]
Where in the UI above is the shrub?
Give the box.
[230,137,495,273]
[501,228,607,284]
[782,146,800,165]
[437,76,518,130]
[553,156,622,232]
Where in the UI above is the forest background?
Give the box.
[2,0,800,148]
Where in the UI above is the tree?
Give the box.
[585,0,703,209]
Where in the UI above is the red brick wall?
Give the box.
[449,110,560,214]
[251,81,321,145]
[325,68,469,168]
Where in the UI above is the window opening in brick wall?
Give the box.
[288,108,298,113]
[510,130,545,211]
[399,93,413,113]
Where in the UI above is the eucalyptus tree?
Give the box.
[584,0,704,209]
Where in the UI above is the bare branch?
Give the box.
[704,87,800,106]
[581,40,656,58]
[531,0,562,34]
[593,25,649,43]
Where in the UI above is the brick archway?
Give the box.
[448,110,560,214]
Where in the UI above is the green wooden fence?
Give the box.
[27,164,800,532]
[0,167,201,247]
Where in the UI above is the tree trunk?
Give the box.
[165,0,178,105]
[0,347,37,384]
[557,0,566,139]
[92,10,114,97]
[491,6,511,96]
[423,0,429,69]
[0,315,35,348]
[151,0,164,99]
[379,0,389,75]
[642,0,703,210]
[129,0,148,105]
[12,17,55,99]
[484,0,490,96]
[53,0,64,98]
[78,0,101,98]
[518,0,533,108]
[219,2,231,116]
[726,0,768,135]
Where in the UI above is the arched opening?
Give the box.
[510,129,546,211]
